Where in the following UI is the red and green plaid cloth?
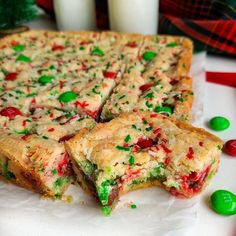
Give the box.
[159,0,236,56]
[37,0,236,56]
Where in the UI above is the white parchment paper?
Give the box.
[0,53,206,236]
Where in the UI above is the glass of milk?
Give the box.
[108,0,159,35]
[53,0,96,31]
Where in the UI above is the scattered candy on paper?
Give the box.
[224,140,236,157]
[209,116,230,131]
[210,190,236,216]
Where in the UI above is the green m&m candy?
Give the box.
[209,116,230,131]
[58,91,77,103]
[154,106,173,116]
[91,47,104,56]
[38,75,54,85]
[210,190,236,216]
[142,51,157,61]
[166,42,178,47]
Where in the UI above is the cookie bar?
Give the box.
[0,107,96,197]
[66,112,223,214]
[0,30,194,200]
[0,130,72,198]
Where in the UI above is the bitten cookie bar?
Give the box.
[66,112,223,215]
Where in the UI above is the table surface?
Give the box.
[0,14,236,236]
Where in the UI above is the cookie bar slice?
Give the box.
[101,70,193,122]
[0,106,96,197]
[0,130,72,198]
[66,112,223,215]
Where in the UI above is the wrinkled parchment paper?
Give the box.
[0,53,206,236]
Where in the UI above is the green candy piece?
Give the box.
[154,106,173,116]
[58,91,77,103]
[14,129,30,134]
[49,65,56,70]
[91,47,104,56]
[16,54,31,62]
[142,51,157,61]
[12,44,25,52]
[97,181,111,205]
[209,116,230,131]
[166,42,178,47]
[38,75,54,85]
[210,190,236,216]
[129,155,135,166]
[3,160,15,180]
[101,205,112,216]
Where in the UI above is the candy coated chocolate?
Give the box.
[224,140,236,156]
[210,190,236,216]
[209,116,230,131]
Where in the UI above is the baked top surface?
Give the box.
[0,30,193,196]
[0,31,193,126]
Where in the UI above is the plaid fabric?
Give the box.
[37,0,236,56]
[159,0,236,56]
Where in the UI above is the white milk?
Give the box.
[108,0,159,35]
[53,0,96,31]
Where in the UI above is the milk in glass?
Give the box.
[108,0,159,34]
[54,0,96,31]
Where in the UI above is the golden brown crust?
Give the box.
[177,37,193,75]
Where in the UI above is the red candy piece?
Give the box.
[136,138,153,149]
[186,147,194,159]
[0,107,22,120]
[11,40,19,46]
[86,109,99,119]
[52,44,64,51]
[21,134,33,141]
[161,143,172,154]
[74,100,89,109]
[104,71,117,79]
[139,83,153,92]
[59,134,75,143]
[5,73,18,81]
[224,140,236,156]
[57,153,70,176]
[126,42,137,48]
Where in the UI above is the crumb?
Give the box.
[130,203,137,209]
[62,195,73,203]
[79,200,85,205]
[124,201,137,209]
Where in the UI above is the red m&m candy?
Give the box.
[0,107,22,120]
[224,140,236,157]
[139,83,153,92]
